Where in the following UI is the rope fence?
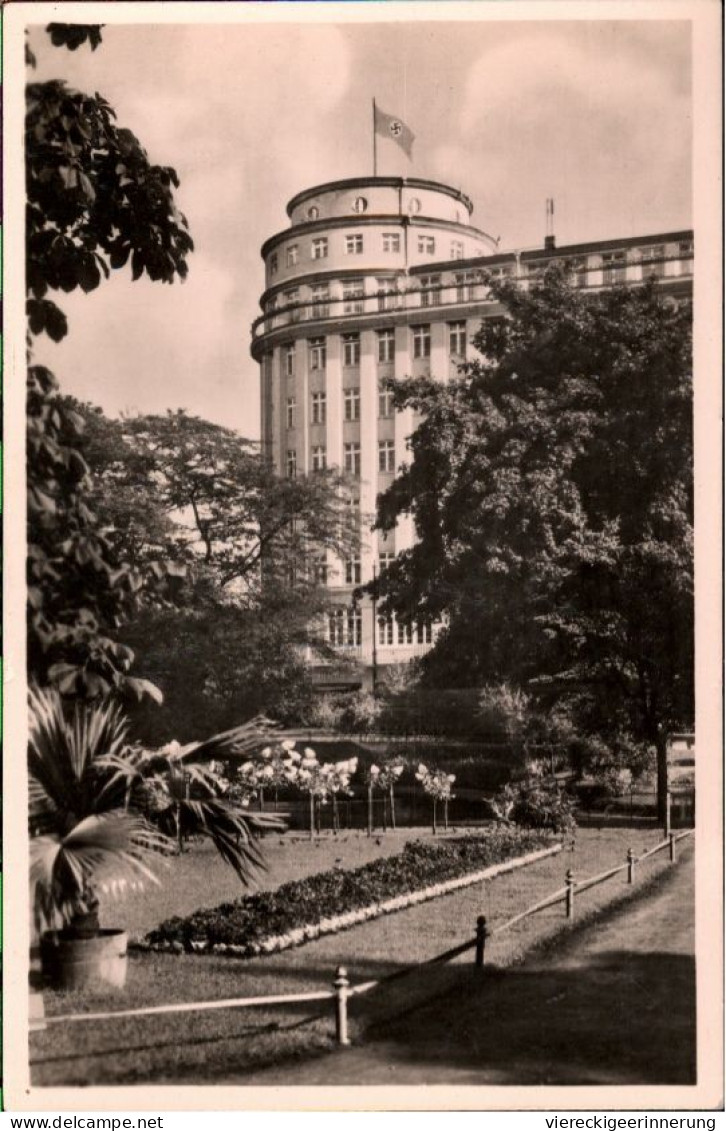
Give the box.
[33,828,694,1050]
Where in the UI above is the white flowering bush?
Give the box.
[368,760,405,830]
[286,746,358,838]
[415,763,456,833]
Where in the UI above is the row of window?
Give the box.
[274,274,483,319]
[286,384,395,429]
[326,608,434,648]
[281,322,466,376]
[270,234,468,273]
[286,439,396,478]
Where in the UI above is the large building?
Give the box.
[250,175,693,690]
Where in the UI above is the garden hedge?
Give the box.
[143,827,556,957]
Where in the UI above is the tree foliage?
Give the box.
[26,26,194,699]
[372,267,693,815]
[59,402,360,737]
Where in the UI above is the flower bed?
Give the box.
[142,828,558,958]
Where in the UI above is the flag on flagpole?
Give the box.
[374,104,415,159]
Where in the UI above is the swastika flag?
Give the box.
[374,104,415,159]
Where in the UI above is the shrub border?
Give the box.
[140,842,562,959]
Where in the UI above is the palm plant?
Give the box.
[29,686,168,935]
[29,688,283,936]
[106,740,283,876]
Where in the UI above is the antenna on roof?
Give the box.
[545,198,556,250]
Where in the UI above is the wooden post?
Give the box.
[565,868,575,918]
[309,792,315,841]
[390,784,397,831]
[444,798,449,831]
[334,966,351,1046]
[475,915,487,967]
[432,797,437,835]
[665,789,672,837]
[367,783,373,838]
[669,832,677,862]
[627,847,636,884]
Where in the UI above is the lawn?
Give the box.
[102,828,419,937]
[32,824,677,1086]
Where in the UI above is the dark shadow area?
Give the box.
[364,949,696,1085]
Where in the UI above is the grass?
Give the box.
[103,828,420,938]
[31,824,677,1086]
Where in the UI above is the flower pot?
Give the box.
[41,928,128,991]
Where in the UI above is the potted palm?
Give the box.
[29,688,282,990]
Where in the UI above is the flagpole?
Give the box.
[372,98,377,176]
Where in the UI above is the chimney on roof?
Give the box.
[545,198,555,250]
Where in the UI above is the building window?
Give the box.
[313,554,328,584]
[640,245,665,279]
[455,272,478,302]
[312,237,328,260]
[345,234,364,255]
[382,233,401,253]
[418,235,436,255]
[416,622,433,645]
[286,397,296,429]
[286,245,299,268]
[345,557,362,585]
[329,608,345,646]
[269,252,278,274]
[449,321,467,356]
[284,289,300,322]
[311,390,327,424]
[602,251,626,285]
[343,334,361,367]
[343,279,365,314]
[378,328,395,363]
[379,551,395,572]
[378,439,395,473]
[311,445,327,472]
[451,240,465,260]
[311,284,330,318]
[378,617,394,646]
[377,279,397,311]
[398,620,413,645]
[347,607,362,646]
[286,450,297,479]
[420,275,441,307]
[344,387,360,421]
[412,324,431,359]
[565,257,588,287]
[352,196,368,214]
[344,442,361,477]
[379,380,394,418]
[284,344,295,377]
[679,240,694,274]
[309,337,326,371]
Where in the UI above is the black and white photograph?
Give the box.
[3,0,722,1112]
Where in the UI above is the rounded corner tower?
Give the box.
[250,174,501,688]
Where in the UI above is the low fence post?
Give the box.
[627,847,636,884]
[565,869,575,919]
[475,915,487,967]
[334,966,351,1047]
[669,832,677,863]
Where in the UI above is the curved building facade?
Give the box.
[251,175,694,688]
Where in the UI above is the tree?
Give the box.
[60,403,360,738]
[26,25,194,699]
[372,268,693,821]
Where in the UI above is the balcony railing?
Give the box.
[253,252,692,343]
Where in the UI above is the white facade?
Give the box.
[251,176,694,688]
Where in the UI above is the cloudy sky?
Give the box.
[27,12,692,439]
